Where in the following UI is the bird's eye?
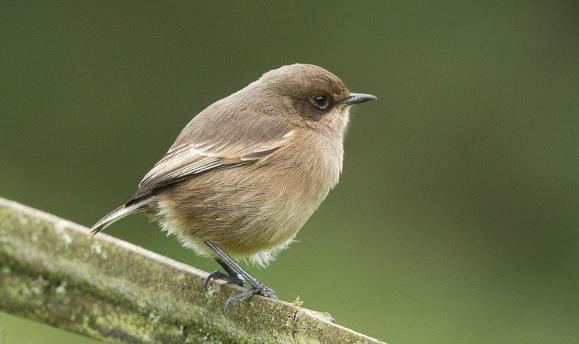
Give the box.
[311,95,330,110]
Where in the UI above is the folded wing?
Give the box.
[132,137,289,201]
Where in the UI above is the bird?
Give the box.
[90,63,376,308]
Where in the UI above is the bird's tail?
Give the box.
[89,198,151,236]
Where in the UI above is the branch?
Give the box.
[0,197,384,343]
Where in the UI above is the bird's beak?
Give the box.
[343,92,377,105]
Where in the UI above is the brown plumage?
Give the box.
[91,63,376,268]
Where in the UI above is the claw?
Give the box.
[222,284,278,313]
[204,271,244,291]
[204,271,226,291]
[223,289,256,312]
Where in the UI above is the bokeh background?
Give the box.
[1,1,578,343]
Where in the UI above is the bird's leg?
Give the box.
[204,241,277,310]
[204,258,245,290]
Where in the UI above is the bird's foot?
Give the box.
[223,283,278,312]
[204,271,245,290]
[250,282,277,299]
[203,242,278,313]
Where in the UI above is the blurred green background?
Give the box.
[1,1,578,343]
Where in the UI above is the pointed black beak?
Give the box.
[343,92,377,105]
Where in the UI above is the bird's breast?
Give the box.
[265,131,344,227]
[154,130,345,265]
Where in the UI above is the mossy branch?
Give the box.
[0,197,384,343]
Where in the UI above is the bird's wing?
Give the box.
[133,137,288,200]
[130,100,294,202]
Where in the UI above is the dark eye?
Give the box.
[311,95,330,110]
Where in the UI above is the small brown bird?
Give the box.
[90,63,376,307]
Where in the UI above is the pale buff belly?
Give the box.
[152,160,335,266]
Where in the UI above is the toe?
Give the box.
[204,271,226,290]
[257,286,277,299]
[223,289,256,313]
